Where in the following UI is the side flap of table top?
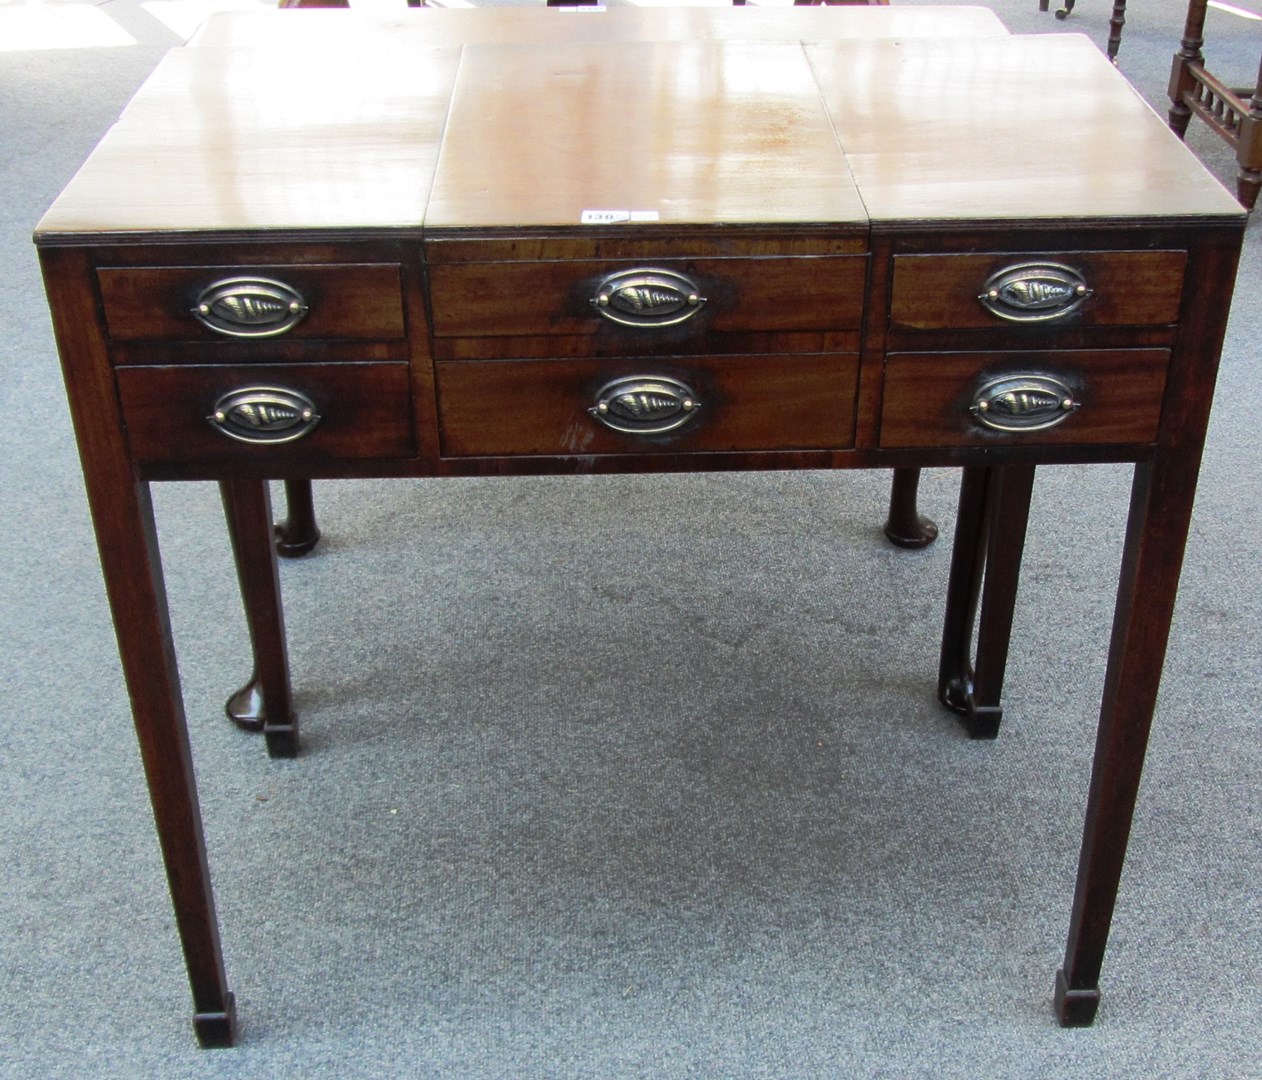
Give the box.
[34,42,464,241]
[805,34,1247,225]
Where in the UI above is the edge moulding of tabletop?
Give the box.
[33,6,1247,1048]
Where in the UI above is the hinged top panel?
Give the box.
[425,40,867,233]
[35,44,462,239]
[807,35,1244,224]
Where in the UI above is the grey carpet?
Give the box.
[1,1,1259,1076]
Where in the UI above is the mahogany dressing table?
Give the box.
[35,6,1245,1046]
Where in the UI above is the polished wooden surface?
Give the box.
[428,40,867,229]
[33,6,1247,1047]
[190,4,1010,50]
[36,46,462,236]
[37,32,1241,241]
[809,35,1242,221]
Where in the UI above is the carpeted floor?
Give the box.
[1,1,1259,1076]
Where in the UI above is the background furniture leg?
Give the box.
[1107,0,1127,60]
[883,466,938,548]
[274,479,321,558]
[1168,0,1209,139]
[1234,57,1262,210]
[221,479,299,758]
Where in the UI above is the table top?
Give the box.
[34,6,1243,242]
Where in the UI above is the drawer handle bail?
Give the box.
[208,387,322,444]
[192,277,309,337]
[589,376,701,435]
[591,269,706,328]
[970,374,1078,433]
[978,263,1092,322]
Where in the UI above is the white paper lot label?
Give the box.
[581,209,661,225]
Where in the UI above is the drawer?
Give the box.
[116,362,413,463]
[428,256,868,339]
[97,264,406,342]
[879,350,1169,449]
[436,354,858,457]
[888,251,1186,330]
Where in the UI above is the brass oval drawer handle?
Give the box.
[590,269,706,328]
[969,374,1079,432]
[208,387,322,445]
[977,262,1093,323]
[589,376,701,435]
[191,277,309,337]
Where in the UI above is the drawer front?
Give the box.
[436,354,858,457]
[429,257,868,339]
[879,350,1169,449]
[116,362,413,463]
[888,251,1186,330]
[97,264,406,342]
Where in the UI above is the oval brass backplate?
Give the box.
[208,386,322,445]
[590,269,706,328]
[970,374,1078,433]
[589,376,701,435]
[192,277,309,337]
[978,263,1092,323]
